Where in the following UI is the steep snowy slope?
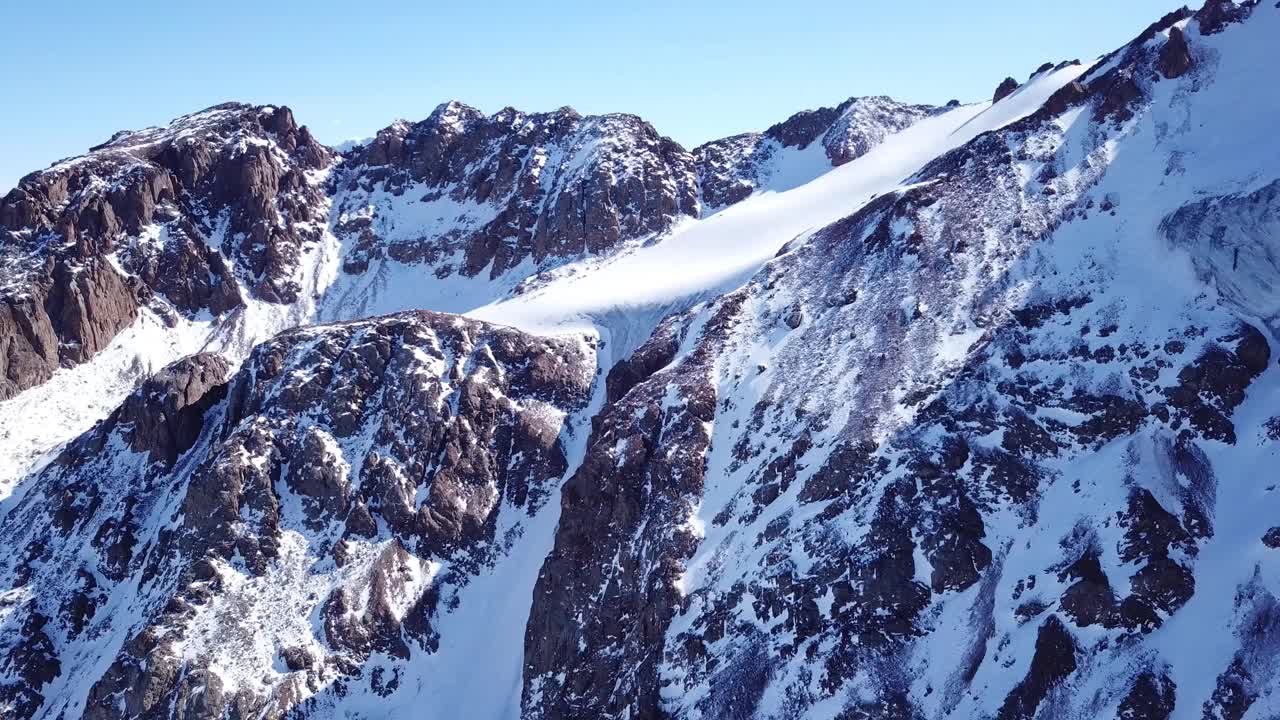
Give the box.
[520,4,1280,719]
[318,102,702,321]
[469,61,1092,352]
[0,100,696,494]
[0,105,340,493]
[0,312,597,718]
[1,1,1278,719]
[0,80,1036,497]
[694,96,940,213]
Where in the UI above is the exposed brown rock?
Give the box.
[1094,70,1144,123]
[1117,671,1176,720]
[0,256,141,400]
[116,353,230,465]
[1058,549,1118,627]
[1203,658,1258,720]
[522,302,729,719]
[993,77,1020,103]
[1040,81,1089,117]
[1165,322,1271,443]
[0,308,595,719]
[1196,0,1250,35]
[694,96,937,209]
[335,103,699,279]
[1158,26,1194,79]
[996,615,1078,720]
[0,102,332,400]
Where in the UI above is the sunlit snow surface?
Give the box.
[6,8,1280,715]
[295,61,1098,720]
[0,211,340,497]
[0,61,1094,719]
[466,63,1093,342]
[659,10,1280,720]
[0,63,1088,502]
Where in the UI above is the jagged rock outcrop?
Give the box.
[0,103,331,400]
[65,352,232,467]
[0,93,942,408]
[1196,0,1252,34]
[331,102,700,279]
[0,257,140,399]
[1,2,1278,719]
[525,302,728,718]
[1159,26,1194,78]
[694,96,938,211]
[0,91,950,494]
[1029,7,1205,129]
[0,311,594,718]
[993,76,1020,102]
[521,6,1280,717]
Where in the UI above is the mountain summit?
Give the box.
[1,2,1278,719]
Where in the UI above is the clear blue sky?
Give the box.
[1,0,1187,193]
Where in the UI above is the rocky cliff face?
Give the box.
[0,312,594,718]
[0,99,703,491]
[0,103,332,401]
[2,2,1279,719]
[694,96,938,212]
[0,93,932,407]
[521,6,1280,718]
[331,102,701,281]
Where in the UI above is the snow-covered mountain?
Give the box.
[694,95,940,213]
[2,2,1280,718]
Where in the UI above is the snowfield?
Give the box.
[477,62,1094,343]
[2,4,1280,719]
[0,55,1087,502]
